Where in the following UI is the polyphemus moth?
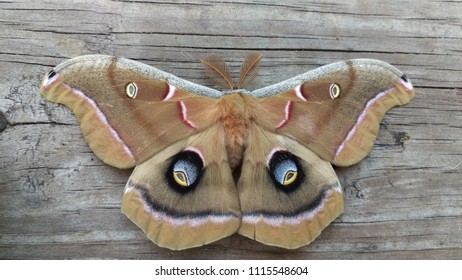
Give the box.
[40,53,414,250]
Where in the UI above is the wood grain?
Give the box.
[1,0,461,259]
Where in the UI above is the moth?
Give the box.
[40,53,414,250]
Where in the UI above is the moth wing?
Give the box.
[40,55,223,168]
[122,124,241,250]
[237,123,343,249]
[251,59,414,166]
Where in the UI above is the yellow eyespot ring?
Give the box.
[173,171,189,187]
[329,83,341,99]
[283,171,297,186]
[125,82,138,99]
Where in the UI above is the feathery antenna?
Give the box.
[200,55,234,90]
[201,53,262,90]
[237,52,262,89]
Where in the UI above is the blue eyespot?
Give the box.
[167,150,204,193]
[268,150,304,192]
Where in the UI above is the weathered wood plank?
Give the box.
[1,0,461,259]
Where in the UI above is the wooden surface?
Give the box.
[1,0,461,259]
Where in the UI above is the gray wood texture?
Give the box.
[1,0,461,259]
